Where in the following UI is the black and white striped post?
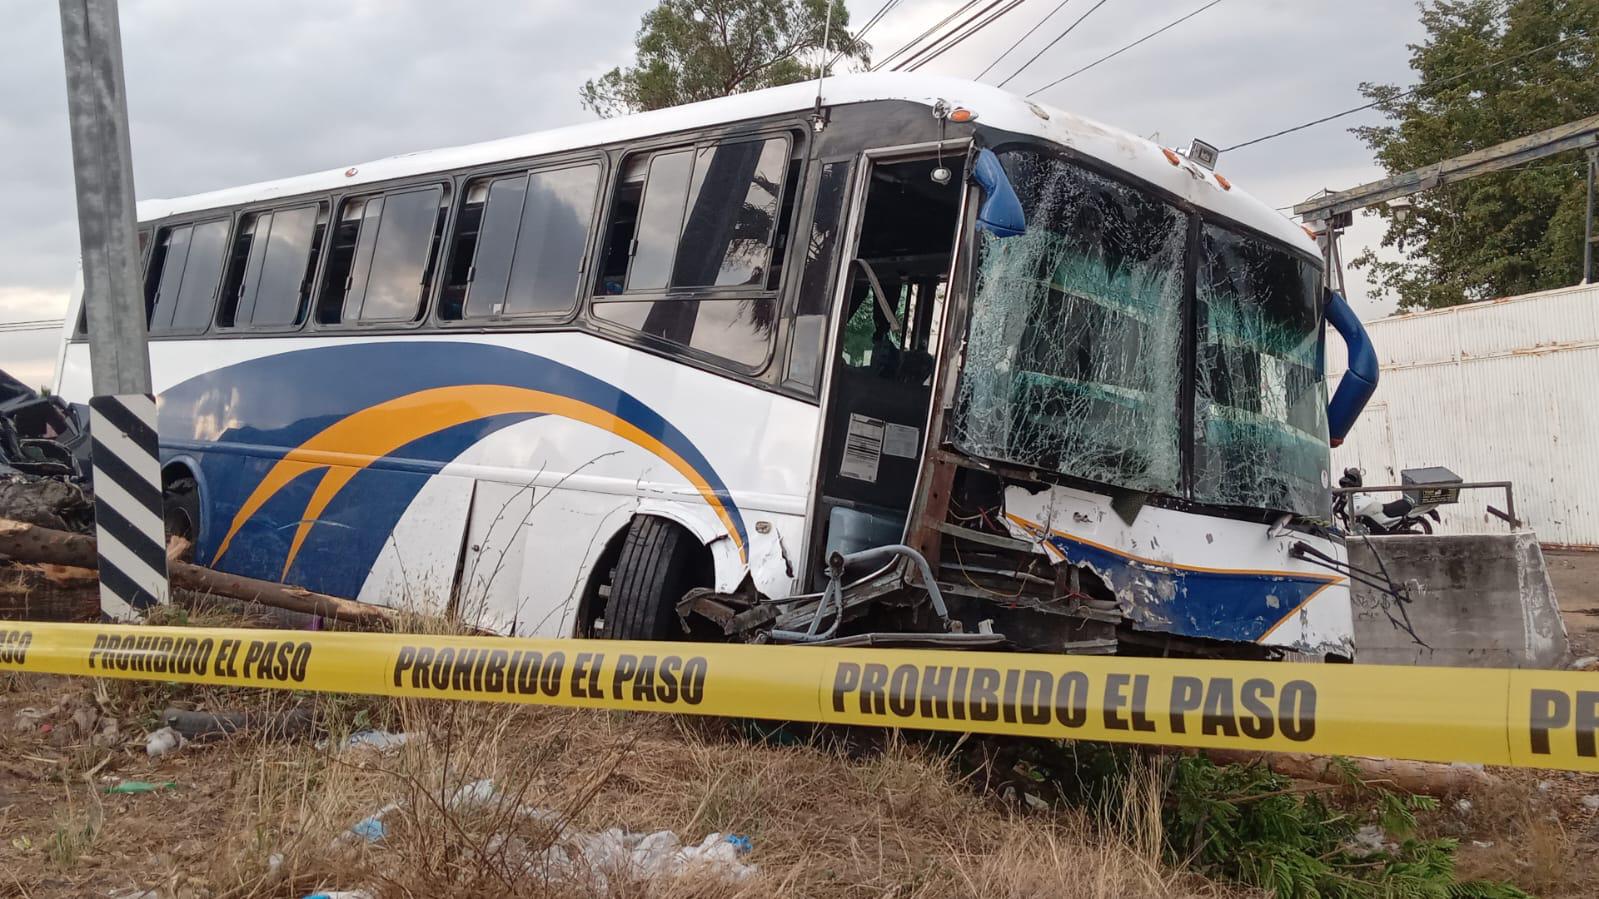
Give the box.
[60,0,170,619]
[87,395,168,618]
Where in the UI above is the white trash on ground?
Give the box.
[339,778,756,892]
[145,726,183,758]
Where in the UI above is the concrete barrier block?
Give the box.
[1349,531,1571,668]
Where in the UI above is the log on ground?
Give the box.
[0,517,393,628]
[1201,749,1500,797]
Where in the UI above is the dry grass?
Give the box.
[0,669,1243,899]
[1437,766,1599,899]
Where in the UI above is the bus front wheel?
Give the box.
[601,516,707,641]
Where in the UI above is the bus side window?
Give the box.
[592,135,794,371]
[316,186,448,325]
[220,203,329,330]
[147,218,230,335]
[441,163,601,321]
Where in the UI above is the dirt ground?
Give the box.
[1545,549,1599,660]
[0,673,1248,899]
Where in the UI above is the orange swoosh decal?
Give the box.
[214,385,745,575]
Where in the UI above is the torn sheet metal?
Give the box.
[1002,483,1352,657]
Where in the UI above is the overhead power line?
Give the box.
[976,0,1075,81]
[829,0,901,70]
[1025,0,1226,97]
[872,1,984,72]
[997,0,1110,89]
[902,0,1028,72]
[0,319,66,334]
[1223,29,1590,153]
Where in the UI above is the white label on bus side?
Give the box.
[883,423,920,459]
[841,414,885,483]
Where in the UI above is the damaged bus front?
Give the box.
[739,132,1372,661]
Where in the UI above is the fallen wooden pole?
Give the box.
[0,517,394,628]
[1201,749,1500,797]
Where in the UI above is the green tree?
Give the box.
[1351,0,1598,310]
[580,0,870,118]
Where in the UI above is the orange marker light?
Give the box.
[1161,148,1181,166]
[1214,173,1232,191]
[949,107,977,123]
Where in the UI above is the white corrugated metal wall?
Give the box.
[1326,282,1599,547]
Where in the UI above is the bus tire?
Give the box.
[602,516,700,641]
[163,476,201,551]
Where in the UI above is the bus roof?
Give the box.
[136,72,1316,256]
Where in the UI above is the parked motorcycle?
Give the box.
[1334,467,1445,535]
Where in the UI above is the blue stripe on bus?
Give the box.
[157,342,748,597]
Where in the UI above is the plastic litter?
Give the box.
[1582,794,1599,811]
[301,892,373,899]
[334,730,411,753]
[448,777,497,810]
[507,825,757,891]
[146,726,184,758]
[104,780,176,794]
[339,802,400,844]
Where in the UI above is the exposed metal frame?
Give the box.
[1293,113,1599,222]
[1332,480,1521,529]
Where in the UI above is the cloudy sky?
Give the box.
[0,0,1424,387]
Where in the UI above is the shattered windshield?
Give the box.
[1193,224,1329,517]
[950,147,1331,519]
[951,150,1189,494]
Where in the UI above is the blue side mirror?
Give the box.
[1325,290,1377,446]
[973,148,1026,238]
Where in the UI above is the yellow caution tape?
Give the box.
[1,622,1594,772]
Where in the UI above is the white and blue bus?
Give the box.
[58,73,1375,659]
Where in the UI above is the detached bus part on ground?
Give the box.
[58,75,1379,662]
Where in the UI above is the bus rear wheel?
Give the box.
[601,516,706,641]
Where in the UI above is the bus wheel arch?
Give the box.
[593,512,716,641]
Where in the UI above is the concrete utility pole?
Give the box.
[59,0,151,396]
[59,0,170,619]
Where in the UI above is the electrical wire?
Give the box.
[902,0,1029,72]
[0,320,65,334]
[1222,29,1591,153]
[975,0,1075,80]
[1024,0,1225,97]
[997,0,1109,88]
[871,0,985,71]
[828,0,902,69]
[893,0,1010,71]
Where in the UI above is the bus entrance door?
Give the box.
[809,155,965,586]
